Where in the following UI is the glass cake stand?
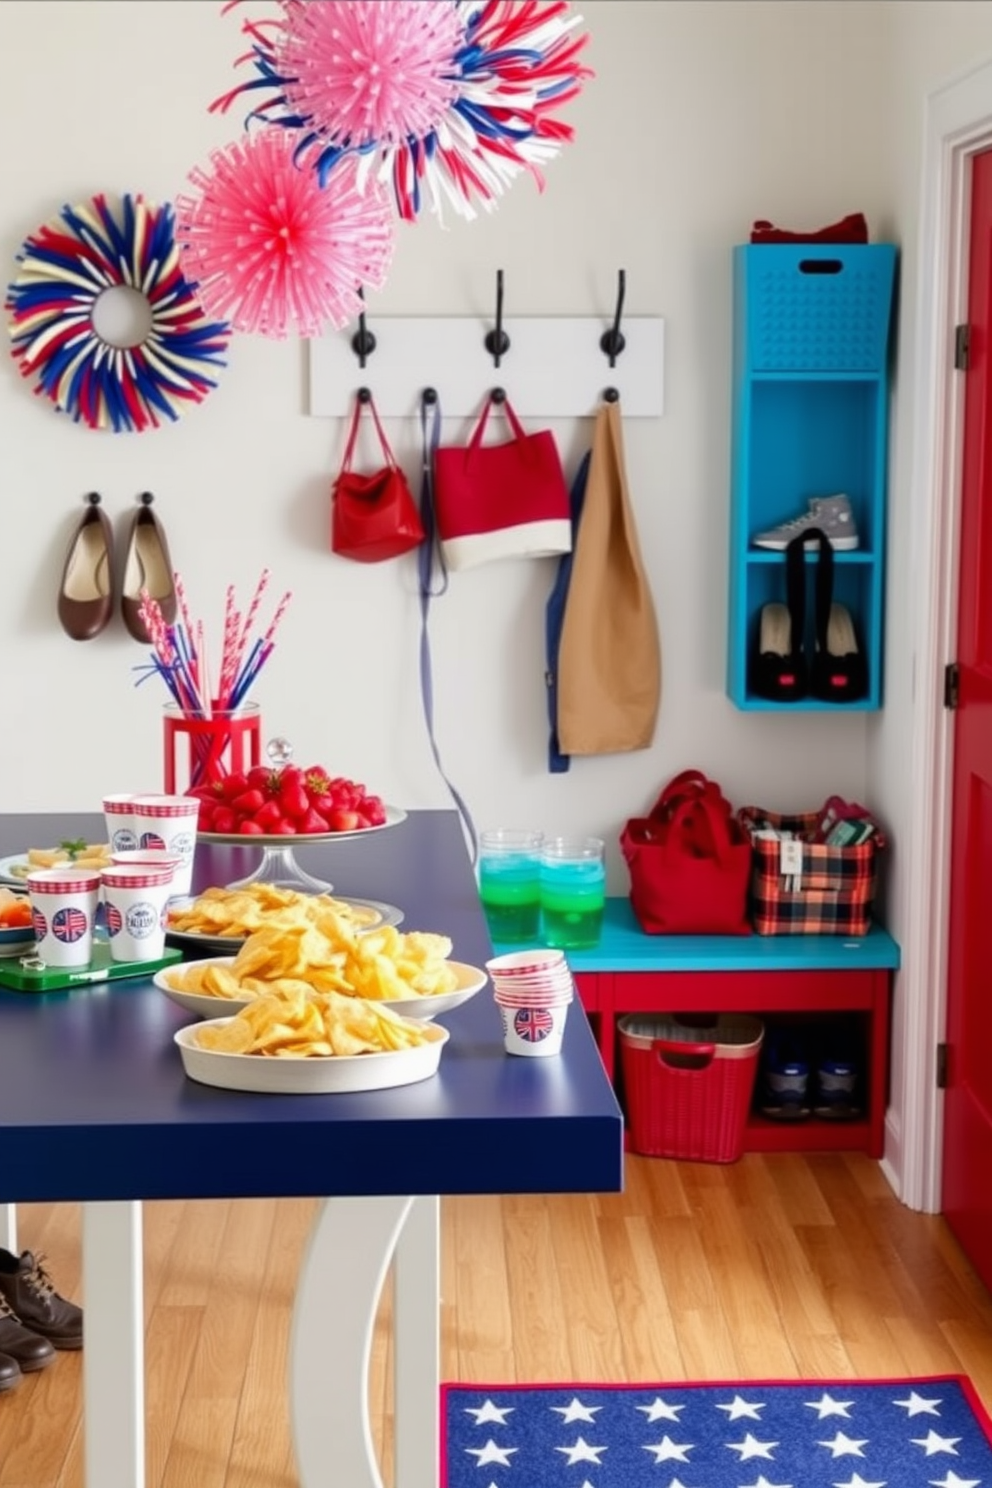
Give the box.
[196,805,407,894]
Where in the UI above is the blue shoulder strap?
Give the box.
[544,450,592,773]
[418,392,479,864]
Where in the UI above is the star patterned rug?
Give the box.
[441,1377,992,1487]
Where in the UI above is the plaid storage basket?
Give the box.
[739,806,885,936]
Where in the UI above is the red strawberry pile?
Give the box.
[188,764,387,836]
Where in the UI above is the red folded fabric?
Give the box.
[750,212,869,244]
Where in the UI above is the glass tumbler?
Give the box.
[478,829,543,943]
[540,836,606,950]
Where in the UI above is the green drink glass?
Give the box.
[478,830,543,943]
[540,836,606,950]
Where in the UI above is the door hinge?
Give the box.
[936,1042,949,1089]
[944,661,961,709]
[955,323,970,370]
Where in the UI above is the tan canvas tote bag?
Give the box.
[556,399,661,755]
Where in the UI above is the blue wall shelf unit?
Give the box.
[727,242,898,711]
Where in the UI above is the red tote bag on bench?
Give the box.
[620,770,753,935]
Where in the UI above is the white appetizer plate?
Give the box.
[174,1019,448,1094]
[154,960,256,1020]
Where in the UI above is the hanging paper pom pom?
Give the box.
[279,0,464,151]
[174,128,394,339]
[4,193,230,434]
[213,0,593,222]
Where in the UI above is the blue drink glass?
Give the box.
[540,837,606,950]
[478,830,543,943]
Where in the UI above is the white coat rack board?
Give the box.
[308,316,665,419]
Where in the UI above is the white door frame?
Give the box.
[900,58,992,1212]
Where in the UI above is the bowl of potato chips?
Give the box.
[173,986,450,1093]
[157,912,487,1020]
[165,882,401,953]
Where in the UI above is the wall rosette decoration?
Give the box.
[5,193,230,433]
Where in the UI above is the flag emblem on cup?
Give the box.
[52,907,88,943]
[125,903,157,939]
[140,831,167,851]
[31,909,47,940]
[105,903,123,936]
[513,1008,554,1042]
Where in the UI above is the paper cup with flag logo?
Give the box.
[26,867,101,968]
[130,795,199,897]
[103,793,140,852]
[101,864,174,962]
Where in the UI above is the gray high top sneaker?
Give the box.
[753,494,859,551]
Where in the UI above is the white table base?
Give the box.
[80,1194,439,1488]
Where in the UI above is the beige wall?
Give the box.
[0,1,892,873]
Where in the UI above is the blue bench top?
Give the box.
[494,897,901,973]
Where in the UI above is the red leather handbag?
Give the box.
[620,770,753,935]
[433,392,572,571]
[332,393,425,563]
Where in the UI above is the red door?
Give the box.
[942,146,992,1289]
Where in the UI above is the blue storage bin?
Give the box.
[741,244,897,373]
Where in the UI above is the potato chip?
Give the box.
[166,883,381,939]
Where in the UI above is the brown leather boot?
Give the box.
[0,1251,82,1351]
[0,1351,22,1392]
[0,1294,55,1371]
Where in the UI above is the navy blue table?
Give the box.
[0,810,623,1488]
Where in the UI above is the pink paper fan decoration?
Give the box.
[213,0,592,223]
[278,0,464,150]
[174,128,394,339]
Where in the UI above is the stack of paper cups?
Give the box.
[485,948,575,1058]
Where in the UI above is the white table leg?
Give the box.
[82,1201,144,1488]
[394,1195,440,1488]
[0,1204,16,1254]
[292,1195,436,1488]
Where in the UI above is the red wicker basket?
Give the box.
[619,1014,764,1163]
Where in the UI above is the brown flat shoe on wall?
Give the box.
[121,491,176,643]
[58,492,114,641]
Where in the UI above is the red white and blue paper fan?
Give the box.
[5,193,231,434]
[174,128,394,339]
[212,0,592,222]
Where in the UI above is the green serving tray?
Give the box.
[0,942,183,993]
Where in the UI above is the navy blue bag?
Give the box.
[544,452,591,773]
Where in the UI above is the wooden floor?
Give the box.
[1,1152,991,1488]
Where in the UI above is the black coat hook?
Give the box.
[600,268,627,369]
[603,387,620,403]
[491,386,506,403]
[422,387,438,405]
[357,386,372,403]
[350,286,376,369]
[484,269,511,368]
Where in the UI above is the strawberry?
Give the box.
[212,805,236,834]
[238,819,265,834]
[327,807,363,833]
[361,795,387,827]
[247,765,280,795]
[221,772,249,801]
[279,777,310,822]
[298,806,330,834]
[252,800,285,831]
[232,788,266,816]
